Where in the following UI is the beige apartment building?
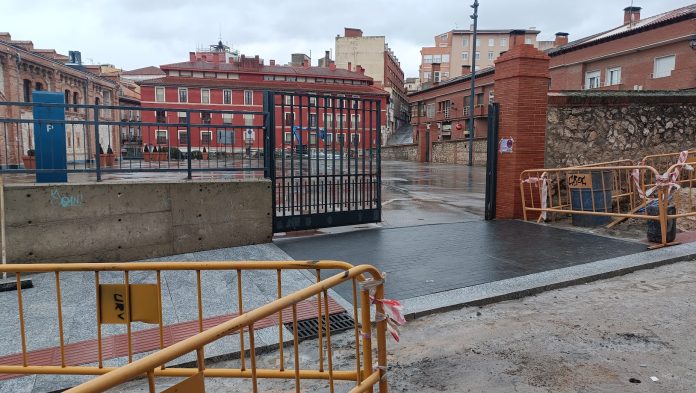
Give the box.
[419,28,540,85]
[335,28,408,143]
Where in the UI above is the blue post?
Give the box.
[33,91,67,183]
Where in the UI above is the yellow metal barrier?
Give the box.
[520,162,696,248]
[0,261,390,392]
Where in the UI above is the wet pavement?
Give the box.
[276,160,647,302]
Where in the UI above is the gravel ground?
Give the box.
[109,259,696,392]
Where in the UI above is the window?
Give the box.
[284,132,293,144]
[325,113,333,128]
[155,87,165,102]
[606,67,621,86]
[223,89,232,104]
[525,38,533,45]
[64,90,70,106]
[440,33,448,40]
[462,52,469,61]
[443,72,449,79]
[178,130,188,145]
[463,37,469,47]
[178,88,188,103]
[217,129,235,145]
[500,38,507,48]
[653,55,675,78]
[309,113,318,127]
[284,112,294,126]
[35,82,43,91]
[476,38,480,47]
[222,113,233,123]
[201,89,210,104]
[442,54,450,63]
[488,52,494,60]
[73,92,79,106]
[156,130,168,144]
[309,95,317,106]
[309,133,317,145]
[95,97,100,106]
[489,90,495,103]
[426,104,435,118]
[433,54,442,63]
[585,70,600,89]
[201,111,211,124]
[475,52,480,60]
[351,114,360,127]
[264,75,274,81]
[284,95,294,105]
[156,110,166,123]
[488,38,495,47]
[324,97,333,107]
[423,55,432,64]
[243,114,254,126]
[201,131,212,145]
[23,79,31,102]
[476,93,484,105]
[244,90,253,105]
[351,134,360,146]
[336,133,346,146]
[423,71,431,81]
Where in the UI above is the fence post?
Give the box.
[376,99,382,222]
[186,110,192,180]
[659,187,668,245]
[94,105,101,182]
[485,103,500,220]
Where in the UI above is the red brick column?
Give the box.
[493,41,550,219]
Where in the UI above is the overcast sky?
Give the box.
[0,0,692,78]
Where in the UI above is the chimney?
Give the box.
[624,6,641,25]
[554,32,569,47]
[0,32,11,42]
[347,61,352,71]
[68,50,82,65]
[303,59,309,68]
[189,51,196,61]
[329,62,336,71]
[356,65,365,75]
[344,27,363,38]
[270,59,275,66]
[509,29,526,47]
[461,64,471,75]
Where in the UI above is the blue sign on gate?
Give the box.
[33,91,68,183]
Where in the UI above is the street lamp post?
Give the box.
[468,0,479,166]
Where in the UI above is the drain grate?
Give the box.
[284,312,355,341]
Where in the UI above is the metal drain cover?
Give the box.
[285,312,355,341]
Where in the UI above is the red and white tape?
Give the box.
[523,175,548,220]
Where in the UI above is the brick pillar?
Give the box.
[417,124,430,162]
[493,38,550,219]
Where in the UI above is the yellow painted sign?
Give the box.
[99,284,161,324]
[567,173,593,188]
[162,372,205,393]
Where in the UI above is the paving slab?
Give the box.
[275,220,648,302]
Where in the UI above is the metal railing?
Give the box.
[0,101,267,181]
[520,155,696,247]
[0,261,389,392]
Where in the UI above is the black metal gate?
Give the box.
[484,102,500,220]
[264,91,381,232]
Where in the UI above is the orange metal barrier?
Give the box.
[520,160,695,247]
[0,261,391,392]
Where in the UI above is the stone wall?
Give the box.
[4,179,272,263]
[546,92,696,168]
[381,143,419,161]
[431,139,487,166]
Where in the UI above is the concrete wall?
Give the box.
[335,35,386,83]
[546,92,696,167]
[431,138,487,166]
[381,143,419,161]
[4,180,272,263]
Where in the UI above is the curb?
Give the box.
[401,241,696,320]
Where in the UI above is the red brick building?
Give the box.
[548,4,696,91]
[139,42,388,153]
[409,53,499,161]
